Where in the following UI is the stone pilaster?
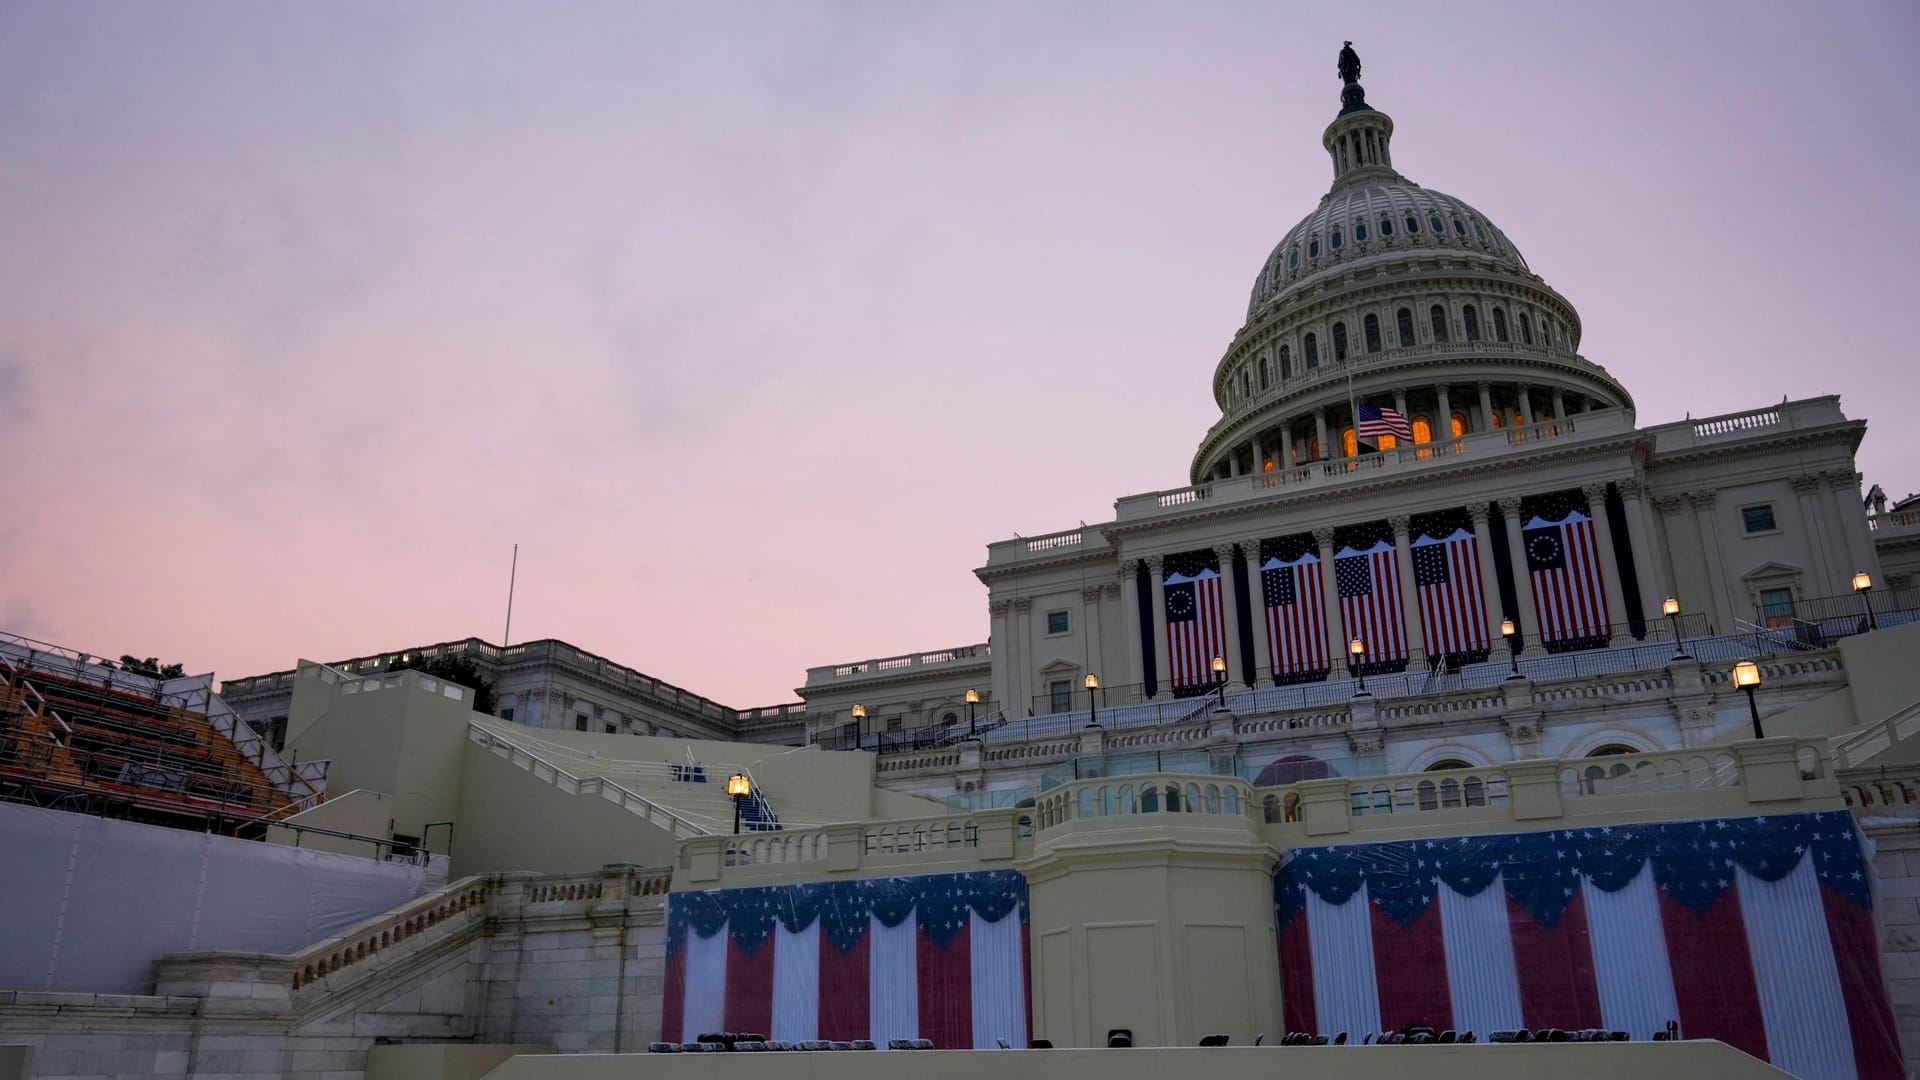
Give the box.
[1388,514,1426,666]
[1118,562,1144,692]
[1581,483,1632,640]
[1314,528,1348,677]
[1468,503,1509,647]
[1213,544,1242,686]
[1147,556,1169,700]
[1499,497,1541,652]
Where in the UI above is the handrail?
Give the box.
[467,724,712,838]
[1832,696,1920,771]
[289,876,492,990]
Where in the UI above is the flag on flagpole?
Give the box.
[1356,402,1414,442]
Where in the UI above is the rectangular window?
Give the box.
[1760,587,1795,628]
[1049,680,1072,714]
[840,722,858,747]
[574,715,588,732]
[1742,504,1777,533]
[1047,610,1070,635]
[500,707,515,723]
[886,716,903,732]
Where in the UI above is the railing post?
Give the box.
[1733,739,1807,803]
[825,824,866,873]
[1296,778,1353,837]
[682,837,724,883]
[1504,760,1565,821]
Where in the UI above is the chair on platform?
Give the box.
[1253,1034,1265,1046]
[734,1041,767,1052]
[888,1040,917,1050]
[911,1039,935,1050]
[796,1040,831,1052]
[1199,1034,1231,1047]
[849,1039,877,1050]
[827,1041,854,1051]
[1311,1034,1329,1046]
[1333,1032,1348,1045]
[1107,1029,1133,1048]
[1029,1039,1054,1049]
[646,1043,679,1053]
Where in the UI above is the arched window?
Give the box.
[1363,314,1382,353]
[1258,356,1270,390]
[1450,411,1467,437]
[1279,344,1291,379]
[1518,312,1533,345]
[1342,427,1357,457]
[1405,215,1420,234]
[1377,432,1398,450]
[1380,217,1394,236]
[1490,410,1504,428]
[1492,307,1509,342]
[1463,304,1480,341]
[1396,307,1415,345]
[1354,221,1369,242]
[1332,322,1349,361]
[1330,229,1343,250]
[1412,416,1433,443]
[1430,305,1450,342]
[1308,238,1320,258]
[1304,333,1319,368]
[1425,758,1473,771]
[1307,437,1320,460]
[1588,744,1638,757]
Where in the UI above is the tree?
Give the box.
[106,655,187,679]
[388,652,498,715]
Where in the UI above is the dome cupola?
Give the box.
[1190,45,1635,484]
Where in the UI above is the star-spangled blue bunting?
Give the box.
[1274,811,1870,931]
[667,869,1028,957]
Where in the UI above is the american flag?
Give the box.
[1524,510,1609,647]
[1411,529,1490,659]
[1335,541,1407,664]
[1355,402,1413,442]
[1165,566,1227,689]
[1262,551,1328,679]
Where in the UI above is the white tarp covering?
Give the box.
[0,801,438,993]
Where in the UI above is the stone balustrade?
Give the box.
[286,876,494,991]
[675,808,1032,887]
[1257,737,1841,844]
[1032,773,1256,833]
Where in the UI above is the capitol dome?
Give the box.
[1191,55,1633,484]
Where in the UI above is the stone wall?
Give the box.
[0,868,667,1080]
[1866,817,1920,1075]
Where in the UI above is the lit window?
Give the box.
[1332,322,1349,361]
[1759,588,1795,628]
[1742,505,1778,533]
[1331,229,1343,250]
[1047,610,1070,634]
[1364,314,1382,353]
[1354,221,1368,242]
[1430,305,1450,342]
[1412,416,1433,443]
[1308,437,1321,460]
[1263,459,1275,472]
[1450,411,1467,437]
[1377,433,1398,450]
[1342,427,1357,457]
[1049,680,1072,714]
[1396,307,1415,345]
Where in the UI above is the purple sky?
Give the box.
[2,2,1916,706]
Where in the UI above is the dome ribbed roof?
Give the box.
[1246,181,1531,320]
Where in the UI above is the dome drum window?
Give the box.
[1430,304,1450,343]
[1279,345,1292,379]
[1363,314,1382,353]
[1396,307,1415,346]
[1493,307,1510,342]
[1463,305,1481,342]
[1332,322,1349,361]
[1304,333,1319,368]
[1518,313,1534,345]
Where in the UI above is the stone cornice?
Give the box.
[794,656,993,698]
[1111,430,1646,542]
[1645,419,1866,469]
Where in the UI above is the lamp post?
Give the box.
[1855,572,1877,631]
[1662,597,1688,659]
[727,772,752,834]
[1500,618,1521,679]
[964,688,980,736]
[1084,673,1100,728]
[850,703,867,751]
[1349,638,1368,696]
[1210,655,1228,710]
[1733,660,1764,740]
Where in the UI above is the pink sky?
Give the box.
[2,2,1916,706]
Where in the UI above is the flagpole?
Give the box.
[503,544,518,646]
[1345,359,1360,455]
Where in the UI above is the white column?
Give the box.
[1393,386,1409,420]
[1468,503,1507,644]
[1119,560,1145,692]
[1082,584,1106,685]
[1246,539,1274,687]
[1009,598,1033,718]
[1616,479,1665,624]
[1688,490,1737,631]
[1147,556,1170,700]
[1212,544,1242,685]
[1826,470,1881,583]
[1436,384,1453,436]
[1248,433,1263,474]
[1317,408,1336,460]
[1552,389,1567,421]
[1477,381,1494,433]
[1315,527,1349,675]
[1518,386,1535,426]
[989,600,1013,716]
[1582,483,1632,640]
[1389,514,1426,667]
[1500,497,1541,651]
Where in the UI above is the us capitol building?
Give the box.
[785,51,1920,804]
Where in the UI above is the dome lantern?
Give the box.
[1325,42,1395,187]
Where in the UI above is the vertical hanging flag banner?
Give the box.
[663,870,1029,1050]
[1524,509,1609,648]
[1274,810,1902,1080]
[1262,549,1328,680]
[1335,540,1407,665]
[1411,528,1490,660]
[1165,551,1227,691]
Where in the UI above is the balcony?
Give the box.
[802,644,991,688]
[1644,395,1855,454]
[1117,409,1635,524]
